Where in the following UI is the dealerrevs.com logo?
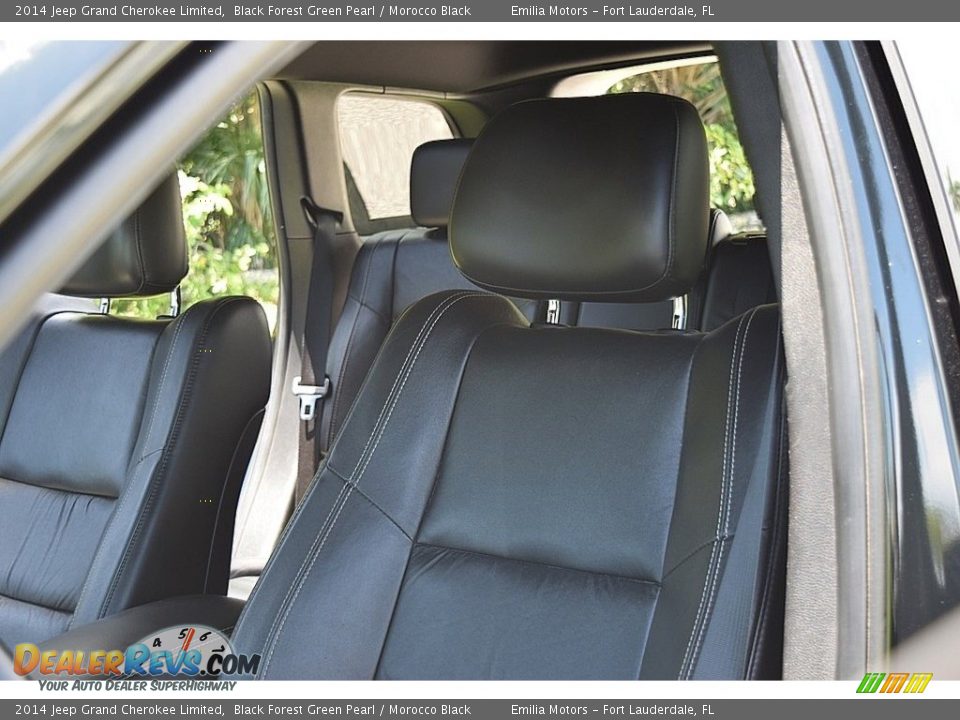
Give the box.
[14,625,260,678]
[856,672,933,694]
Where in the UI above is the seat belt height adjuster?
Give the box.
[292,375,331,422]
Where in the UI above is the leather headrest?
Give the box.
[62,173,188,297]
[450,94,710,303]
[410,138,473,229]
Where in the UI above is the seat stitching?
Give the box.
[328,238,383,449]
[133,207,147,295]
[258,292,487,676]
[662,102,680,289]
[660,535,729,583]
[248,292,478,650]
[371,319,496,676]
[66,447,162,621]
[257,292,488,677]
[95,298,245,620]
[344,294,391,325]
[203,409,264,594]
[257,292,469,675]
[0,310,55,449]
[746,317,783,678]
[349,294,491,488]
[0,591,73,615]
[0,472,123,500]
[135,307,190,464]
[747,405,786,678]
[415,542,661,588]
[687,307,759,677]
[345,292,487,482]
[690,307,759,668]
[677,309,749,678]
[66,302,203,628]
[249,467,351,652]
[326,465,412,541]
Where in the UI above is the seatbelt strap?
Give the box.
[294,197,343,503]
[692,352,784,679]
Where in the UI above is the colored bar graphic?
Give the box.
[903,673,933,693]
[857,672,932,694]
[880,673,909,693]
[857,673,886,693]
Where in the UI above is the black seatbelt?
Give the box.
[293,197,343,503]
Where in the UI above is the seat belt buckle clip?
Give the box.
[292,375,330,422]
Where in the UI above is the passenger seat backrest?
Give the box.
[232,93,785,680]
[0,174,272,648]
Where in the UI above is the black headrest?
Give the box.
[450,94,710,303]
[62,173,188,298]
[410,138,473,229]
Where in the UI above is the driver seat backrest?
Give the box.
[0,174,271,648]
[231,93,785,680]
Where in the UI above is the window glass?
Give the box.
[112,92,279,330]
[897,41,960,243]
[338,93,453,229]
[0,40,124,167]
[554,57,762,233]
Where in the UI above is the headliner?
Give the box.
[274,41,710,94]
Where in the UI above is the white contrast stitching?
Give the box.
[686,307,759,676]
[68,306,196,628]
[98,298,245,618]
[241,291,476,641]
[136,310,189,463]
[256,292,487,677]
[677,310,750,678]
[328,237,384,448]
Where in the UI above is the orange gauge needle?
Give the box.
[181,628,196,653]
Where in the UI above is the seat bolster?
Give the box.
[322,233,402,452]
[231,291,526,679]
[70,297,272,627]
[640,304,782,679]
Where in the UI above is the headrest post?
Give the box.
[168,287,182,318]
[671,296,688,330]
[98,298,111,315]
[545,299,562,325]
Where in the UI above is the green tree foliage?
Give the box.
[178,94,276,256]
[113,93,279,326]
[607,62,756,218]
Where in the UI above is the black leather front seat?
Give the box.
[0,174,272,648]
[232,93,784,679]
